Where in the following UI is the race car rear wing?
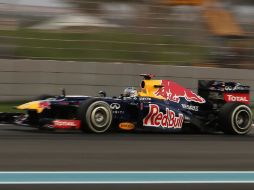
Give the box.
[198,80,250,105]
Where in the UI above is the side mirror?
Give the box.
[61,88,66,97]
[98,91,106,97]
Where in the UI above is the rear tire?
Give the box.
[219,102,253,135]
[78,99,113,133]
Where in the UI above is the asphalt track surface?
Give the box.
[1,124,254,189]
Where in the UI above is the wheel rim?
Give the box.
[234,109,251,130]
[90,106,110,128]
[84,101,113,133]
[230,104,253,134]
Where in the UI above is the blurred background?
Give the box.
[0,0,254,68]
[1,0,254,105]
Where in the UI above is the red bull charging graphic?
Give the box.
[155,80,205,103]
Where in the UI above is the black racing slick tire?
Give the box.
[78,99,113,133]
[219,102,253,135]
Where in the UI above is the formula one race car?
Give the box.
[2,74,253,135]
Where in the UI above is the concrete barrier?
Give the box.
[0,59,253,104]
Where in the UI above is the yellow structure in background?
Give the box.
[161,0,203,6]
[161,0,245,37]
[203,8,244,37]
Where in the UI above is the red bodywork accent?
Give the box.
[224,93,250,104]
[53,120,80,129]
[39,101,51,109]
[155,80,206,103]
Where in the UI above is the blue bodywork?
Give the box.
[9,77,250,134]
[36,94,197,133]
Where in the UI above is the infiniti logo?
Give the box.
[110,103,121,110]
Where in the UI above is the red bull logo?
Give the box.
[143,104,184,129]
[155,80,205,104]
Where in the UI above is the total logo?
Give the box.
[143,104,184,129]
[224,93,249,104]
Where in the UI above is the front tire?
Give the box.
[78,99,113,133]
[219,102,253,135]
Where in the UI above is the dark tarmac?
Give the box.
[0,124,254,189]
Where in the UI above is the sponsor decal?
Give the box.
[224,93,250,104]
[155,80,205,104]
[112,110,125,114]
[139,97,152,101]
[110,103,121,110]
[119,122,135,130]
[53,120,80,129]
[225,84,249,91]
[143,104,184,129]
[181,104,199,111]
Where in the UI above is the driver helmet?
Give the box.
[123,87,138,97]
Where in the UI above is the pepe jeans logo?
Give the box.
[143,104,184,129]
[110,103,121,110]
